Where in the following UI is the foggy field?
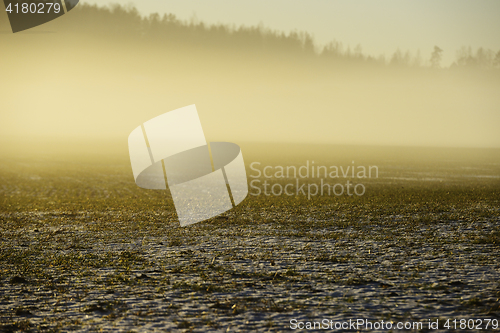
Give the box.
[0,143,499,332]
[1,1,499,332]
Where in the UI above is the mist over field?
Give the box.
[0,3,499,152]
[1,3,500,332]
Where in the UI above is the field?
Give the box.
[0,142,499,332]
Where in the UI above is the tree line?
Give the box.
[1,3,499,70]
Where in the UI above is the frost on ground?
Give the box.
[0,151,499,332]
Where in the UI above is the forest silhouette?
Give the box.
[1,3,499,70]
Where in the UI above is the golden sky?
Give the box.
[83,0,500,65]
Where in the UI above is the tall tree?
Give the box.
[430,46,443,68]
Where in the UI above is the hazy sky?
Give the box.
[82,0,500,65]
